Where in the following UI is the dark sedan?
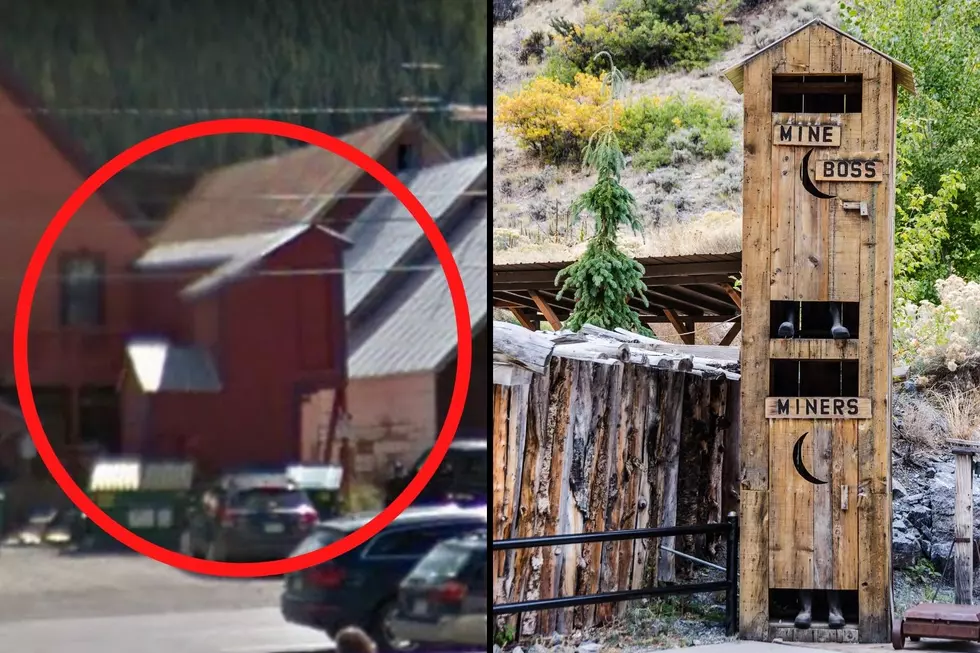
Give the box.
[281,504,486,652]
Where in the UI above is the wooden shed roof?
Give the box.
[723,19,915,95]
[493,252,742,325]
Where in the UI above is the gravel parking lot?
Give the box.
[0,546,283,623]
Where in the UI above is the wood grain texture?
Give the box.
[739,489,769,639]
[769,418,814,588]
[491,356,740,635]
[794,119,831,301]
[770,624,860,643]
[771,114,797,300]
[739,45,776,641]
[769,339,858,360]
[833,419,859,590]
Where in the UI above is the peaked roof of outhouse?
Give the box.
[723,18,916,95]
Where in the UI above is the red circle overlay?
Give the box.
[13,119,473,577]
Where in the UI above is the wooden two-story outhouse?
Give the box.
[724,19,915,643]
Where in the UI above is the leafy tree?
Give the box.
[555,58,649,334]
[842,0,980,299]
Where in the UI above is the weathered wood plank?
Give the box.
[808,22,842,75]
[794,121,828,300]
[739,44,776,641]
[721,379,741,519]
[501,382,530,605]
[739,489,769,639]
[770,418,814,588]
[513,368,551,634]
[631,367,658,589]
[812,420,833,589]
[771,114,796,300]
[493,321,555,375]
[492,384,510,606]
[833,419,859,590]
[577,364,617,627]
[655,370,685,583]
[538,358,571,634]
[770,624,860,643]
[769,339,858,360]
[858,493,890,642]
[778,28,810,74]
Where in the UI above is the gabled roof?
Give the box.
[348,201,487,378]
[0,62,146,234]
[150,114,442,244]
[724,19,915,95]
[343,154,487,318]
[135,223,350,300]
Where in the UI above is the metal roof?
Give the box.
[343,155,486,317]
[182,224,350,300]
[150,114,428,244]
[724,19,915,95]
[348,202,487,378]
[494,252,741,324]
[125,338,222,393]
[135,228,303,271]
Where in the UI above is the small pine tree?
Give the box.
[555,55,649,334]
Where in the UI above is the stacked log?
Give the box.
[491,322,742,636]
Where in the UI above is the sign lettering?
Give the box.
[815,159,884,182]
[773,123,841,147]
[765,396,871,419]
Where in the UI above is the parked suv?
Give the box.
[389,529,487,650]
[280,504,486,652]
[384,439,487,507]
[179,472,319,562]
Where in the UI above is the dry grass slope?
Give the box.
[492,0,840,264]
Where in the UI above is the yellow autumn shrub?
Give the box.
[495,72,624,164]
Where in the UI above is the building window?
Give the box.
[396,143,418,172]
[60,255,104,327]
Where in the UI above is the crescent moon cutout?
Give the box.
[792,432,827,485]
[800,148,837,199]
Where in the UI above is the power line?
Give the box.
[0,189,487,202]
[15,263,489,283]
[1,104,483,118]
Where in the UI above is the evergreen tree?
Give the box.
[555,56,649,334]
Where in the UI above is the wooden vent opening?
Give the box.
[772,74,863,114]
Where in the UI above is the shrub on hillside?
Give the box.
[894,275,980,375]
[620,95,736,170]
[518,30,551,65]
[493,0,523,26]
[495,72,624,164]
[550,0,739,77]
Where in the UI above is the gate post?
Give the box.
[724,18,914,644]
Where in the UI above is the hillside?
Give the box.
[492,0,838,264]
[0,0,487,169]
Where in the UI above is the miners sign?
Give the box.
[773,123,841,146]
[765,396,872,419]
[814,158,884,182]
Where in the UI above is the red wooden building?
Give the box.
[0,57,447,477]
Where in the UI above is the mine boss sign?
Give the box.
[765,396,872,419]
[815,158,884,182]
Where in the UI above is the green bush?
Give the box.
[550,0,739,77]
[620,95,736,170]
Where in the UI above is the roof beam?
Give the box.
[528,290,563,331]
[644,288,710,316]
[493,260,741,287]
[509,307,536,330]
[493,273,739,293]
[664,309,696,345]
[653,285,736,314]
[721,284,743,310]
[719,318,742,346]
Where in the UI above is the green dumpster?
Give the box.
[286,464,344,520]
[79,457,195,551]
